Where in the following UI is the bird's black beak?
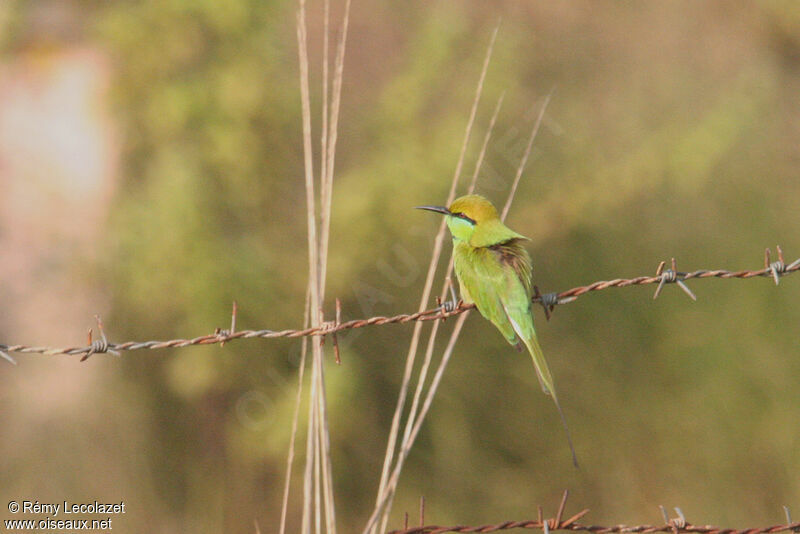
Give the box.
[415,205,451,216]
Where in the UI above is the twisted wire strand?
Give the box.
[387,491,800,534]
[388,519,800,534]
[2,253,798,359]
[388,494,800,534]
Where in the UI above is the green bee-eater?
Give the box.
[417,194,578,466]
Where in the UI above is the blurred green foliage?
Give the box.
[3,0,800,532]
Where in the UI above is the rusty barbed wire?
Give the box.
[387,490,800,534]
[1,247,798,361]
[387,514,800,534]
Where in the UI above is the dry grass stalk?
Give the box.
[279,289,311,534]
[293,0,352,531]
[373,91,507,534]
[294,0,320,526]
[501,88,553,221]
[371,74,553,534]
[319,0,351,296]
[399,92,505,454]
[366,25,501,534]
[375,98,548,525]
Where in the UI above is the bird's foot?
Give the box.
[436,280,462,315]
[437,296,461,315]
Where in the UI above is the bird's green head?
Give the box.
[415,194,500,242]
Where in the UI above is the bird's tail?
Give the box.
[522,331,579,468]
[523,329,556,398]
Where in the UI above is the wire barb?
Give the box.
[534,285,566,321]
[215,301,239,347]
[80,315,120,362]
[653,258,697,301]
[671,508,687,531]
[784,506,800,533]
[0,348,17,365]
[765,246,786,286]
[540,505,549,534]
[333,298,342,364]
[553,490,569,529]
[317,298,344,364]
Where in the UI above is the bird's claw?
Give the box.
[436,279,462,315]
[437,296,461,314]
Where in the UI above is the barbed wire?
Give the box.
[1,247,797,362]
[387,491,800,534]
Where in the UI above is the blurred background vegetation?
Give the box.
[1,1,799,532]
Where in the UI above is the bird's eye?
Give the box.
[451,212,476,225]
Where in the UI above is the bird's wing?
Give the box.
[489,241,557,398]
[455,244,519,345]
[501,297,555,397]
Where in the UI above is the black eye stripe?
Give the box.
[450,212,476,225]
